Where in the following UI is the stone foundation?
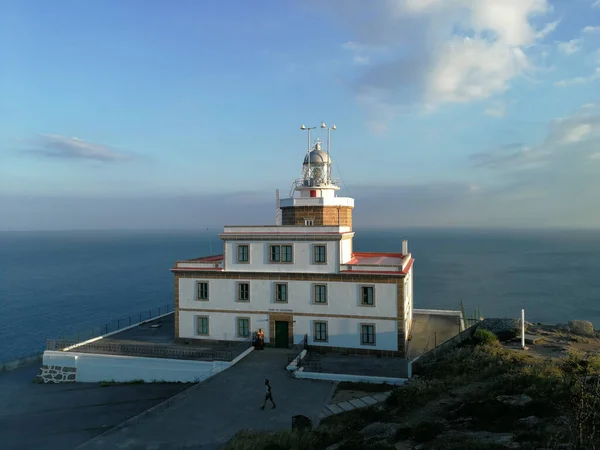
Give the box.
[37,364,77,383]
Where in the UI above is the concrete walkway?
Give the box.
[319,392,391,420]
[77,349,335,450]
[0,363,192,450]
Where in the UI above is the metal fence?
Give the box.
[46,303,174,351]
[47,339,232,361]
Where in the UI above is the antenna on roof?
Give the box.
[275,189,281,226]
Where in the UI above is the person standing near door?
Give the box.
[260,379,276,410]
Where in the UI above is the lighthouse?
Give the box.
[280,123,354,228]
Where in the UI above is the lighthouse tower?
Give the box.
[279,123,354,228]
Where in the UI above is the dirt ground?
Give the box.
[503,324,600,359]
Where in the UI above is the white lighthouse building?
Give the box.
[172,123,414,357]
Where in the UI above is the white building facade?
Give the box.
[172,129,414,357]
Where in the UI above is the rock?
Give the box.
[568,320,595,337]
[440,431,519,449]
[291,414,312,431]
[325,444,341,450]
[480,318,524,340]
[496,394,532,406]
[360,422,398,440]
[515,415,543,428]
[394,441,414,450]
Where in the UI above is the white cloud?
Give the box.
[593,0,600,9]
[326,0,555,128]
[583,26,600,33]
[557,39,582,55]
[27,135,131,162]
[472,106,600,170]
[589,152,600,160]
[555,67,600,86]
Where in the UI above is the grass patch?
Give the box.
[335,381,392,394]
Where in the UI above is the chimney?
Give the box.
[402,240,408,255]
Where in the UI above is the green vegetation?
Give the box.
[225,337,600,450]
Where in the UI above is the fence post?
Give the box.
[117,319,120,330]
[139,313,142,323]
[158,306,161,315]
[105,324,108,334]
[129,316,131,326]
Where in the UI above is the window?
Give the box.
[196,316,209,335]
[237,317,250,337]
[314,322,328,342]
[360,286,374,306]
[361,324,375,345]
[275,283,288,302]
[237,282,250,302]
[197,282,209,301]
[269,244,293,263]
[314,284,327,304]
[237,245,249,263]
[313,245,327,264]
[304,219,314,226]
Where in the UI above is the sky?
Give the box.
[1,0,600,230]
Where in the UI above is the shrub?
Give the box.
[412,420,448,443]
[472,329,498,346]
[385,378,447,410]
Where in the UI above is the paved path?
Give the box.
[77,349,335,450]
[319,392,391,420]
[0,363,191,450]
[407,312,462,359]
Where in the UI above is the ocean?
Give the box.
[1,228,600,362]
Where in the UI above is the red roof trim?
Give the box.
[171,268,224,272]
[183,255,224,262]
[339,270,403,275]
[402,258,414,274]
[220,231,354,236]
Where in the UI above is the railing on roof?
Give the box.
[340,263,403,272]
[45,303,174,352]
[176,260,223,269]
[292,178,340,189]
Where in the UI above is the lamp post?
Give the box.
[300,124,316,184]
[321,122,337,184]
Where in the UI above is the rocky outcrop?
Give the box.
[37,364,77,383]
[496,394,532,407]
[360,422,398,440]
[479,318,525,340]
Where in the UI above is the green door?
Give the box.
[275,321,289,348]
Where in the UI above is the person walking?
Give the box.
[260,379,276,410]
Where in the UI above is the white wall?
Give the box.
[339,238,353,264]
[179,311,270,342]
[42,350,253,383]
[294,315,399,351]
[179,278,398,317]
[223,240,340,273]
[404,267,414,338]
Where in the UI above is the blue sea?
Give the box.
[1,228,600,363]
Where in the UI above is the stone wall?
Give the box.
[281,206,353,227]
[37,364,77,383]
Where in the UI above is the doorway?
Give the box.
[275,321,289,348]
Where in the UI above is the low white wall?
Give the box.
[413,309,461,316]
[42,346,254,383]
[294,368,407,385]
[286,349,308,371]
